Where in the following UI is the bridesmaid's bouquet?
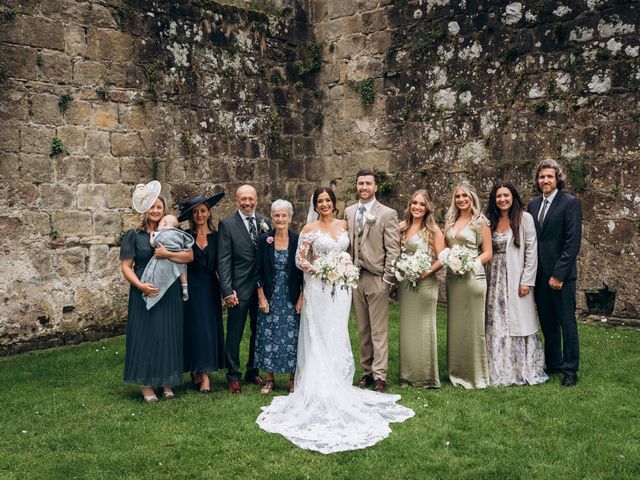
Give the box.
[394,248,432,289]
[313,251,360,297]
[438,245,482,275]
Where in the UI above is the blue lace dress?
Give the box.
[255,249,299,373]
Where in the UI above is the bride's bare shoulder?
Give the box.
[301,222,318,234]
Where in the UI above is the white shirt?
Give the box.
[238,209,256,235]
[539,189,558,222]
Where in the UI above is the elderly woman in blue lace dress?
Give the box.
[255,200,304,394]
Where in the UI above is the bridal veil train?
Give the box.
[256,230,414,454]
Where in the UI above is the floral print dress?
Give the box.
[255,249,299,373]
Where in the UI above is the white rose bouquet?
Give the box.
[394,248,433,289]
[438,245,482,275]
[313,251,360,297]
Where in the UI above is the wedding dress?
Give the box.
[256,229,414,454]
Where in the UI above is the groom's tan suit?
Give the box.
[346,199,400,382]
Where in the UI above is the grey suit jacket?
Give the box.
[217,211,271,300]
[345,199,401,284]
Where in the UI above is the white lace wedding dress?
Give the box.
[256,230,414,454]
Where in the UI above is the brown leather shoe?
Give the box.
[357,374,374,389]
[228,379,241,394]
[245,374,266,386]
[373,379,387,392]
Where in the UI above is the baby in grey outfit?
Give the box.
[141,214,194,310]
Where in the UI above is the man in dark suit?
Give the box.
[218,184,271,393]
[528,158,582,387]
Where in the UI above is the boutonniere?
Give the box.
[363,212,376,226]
[258,219,269,233]
[266,236,274,245]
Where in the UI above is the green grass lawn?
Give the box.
[0,306,638,479]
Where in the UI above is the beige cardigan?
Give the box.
[503,212,539,336]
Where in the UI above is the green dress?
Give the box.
[120,229,184,387]
[445,220,489,389]
[398,234,440,388]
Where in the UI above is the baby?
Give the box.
[140,214,194,309]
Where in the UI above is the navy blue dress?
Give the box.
[255,249,300,373]
[120,229,183,387]
[183,232,226,373]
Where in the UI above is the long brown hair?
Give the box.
[399,189,438,247]
[136,196,167,232]
[486,182,524,248]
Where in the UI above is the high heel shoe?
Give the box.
[199,373,211,394]
[162,388,175,400]
[141,386,158,403]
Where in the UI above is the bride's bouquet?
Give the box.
[438,245,482,275]
[394,248,432,289]
[313,251,360,297]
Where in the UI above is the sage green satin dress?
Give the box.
[398,234,440,388]
[445,221,489,389]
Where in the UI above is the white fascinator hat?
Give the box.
[132,180,162,213]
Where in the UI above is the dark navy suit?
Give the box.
[528,190,582,375]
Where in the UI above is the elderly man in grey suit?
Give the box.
[218,184,271,393]
[346,169,401,392]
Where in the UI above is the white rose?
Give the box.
[448,257,463,272]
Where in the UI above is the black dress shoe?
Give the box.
[544,367,561,376]
[357,374,374,389]
[561,374,578,387]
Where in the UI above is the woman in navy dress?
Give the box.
[120,185,193,402]
[179,194,226,394]
[255,200,303,394]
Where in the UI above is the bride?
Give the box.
[256,187,414,454]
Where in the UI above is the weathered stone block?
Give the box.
[93,104,119,129]
[39,51,73,83]
[20,126,55,155]
[328,1,357,19]
[52,210,92,237]
[22,17,65,50]
[334,35,367,59]
[20,211,50,237]
[293,136,316,157]
[78,184,107,209]
[93,157,120,184]
[29,94,63,126]
[367,30,394,55]
[64,101,92,126]
[0,16,23,44]
[0,85,29,121]
[20,154,53,184]
[119,105,147,130]
[73,61,108,85]
[86,28,133,63]
[92,210,121,236]
[119,157,152,183]
[108,62,145,89]
[56,247,87,276]
[65,25,86,56]
[0,152,20,180]
[361,9,388,34]
[122,213,139,230]
[54,156,92,184]
[0,45,38,80]
[30,249,53,277]
[56,126,85,155]
[39,184,76,209]
[111,133,145,157]
[88,244,110,273]
[85,130,111,157]
[106,183,131,209]
[0,122,20,152]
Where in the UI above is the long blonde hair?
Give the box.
[400,189,438,247]
[136,196,167,232]
[444,182,486,232]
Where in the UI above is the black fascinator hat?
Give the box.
[178,192,225,222]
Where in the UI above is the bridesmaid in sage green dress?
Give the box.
[443,183,493,389]
[398,190,445,388]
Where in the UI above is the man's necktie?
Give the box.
[356,205,366,232]
[247,216,258,244]
[538,199,549,228]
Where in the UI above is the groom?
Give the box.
[346,169,401,392]
[218,184,271,393]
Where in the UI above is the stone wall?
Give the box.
[0,0,321,354]
[1,0,639,354]
[307,0,640,319]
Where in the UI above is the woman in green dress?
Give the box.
[398,190,445,388]
[120,183,194,402]
[443,182,492,389]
